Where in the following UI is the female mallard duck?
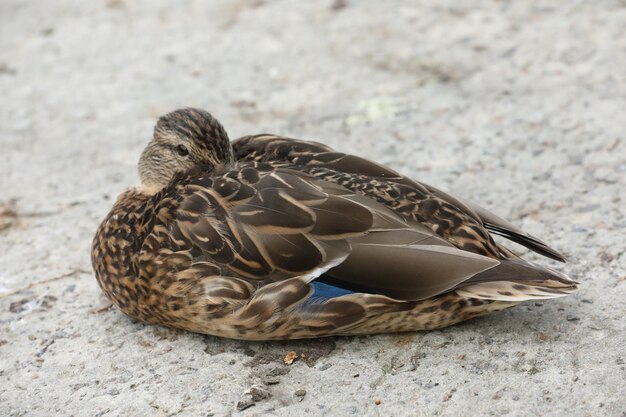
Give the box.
[92,108,577,340]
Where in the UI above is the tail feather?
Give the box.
[454,256,577,302]
[456,279,578,302]
[458,258,576,287]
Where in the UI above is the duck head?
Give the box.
[138,108,234,193]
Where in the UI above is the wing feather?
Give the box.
[421,183,566,262]
[233,134,567,262]
[164,158,573,307]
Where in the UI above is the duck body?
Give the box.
[91,109,577,340]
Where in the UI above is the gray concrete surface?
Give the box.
[1,1,625,416]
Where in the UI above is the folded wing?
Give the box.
[167,166,573,303]
[232,134,567,263]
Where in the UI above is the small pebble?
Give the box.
[295,389,306,401]
[264,365,290,385]
[9,299,30,313]
[236,385,271,411]
[236,396,254,411]
[566,315,580,322]
[264,378,280,385]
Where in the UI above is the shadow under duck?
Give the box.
[91,108,577,340]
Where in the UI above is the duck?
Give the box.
[91,108,578,340]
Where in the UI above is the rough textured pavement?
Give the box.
[1,1,625,416]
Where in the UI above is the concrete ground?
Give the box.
[1,1,625,416]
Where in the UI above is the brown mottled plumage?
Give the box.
[91,108,578,340]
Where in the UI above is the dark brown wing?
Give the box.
[232,134,566,262]
[233,134,335,163]
[166,167,371,282]
[421,184,566,262]
[143,164,574,304]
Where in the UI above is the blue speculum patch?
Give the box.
[308,280,356,302]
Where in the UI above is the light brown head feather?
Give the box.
[138,108,234,193]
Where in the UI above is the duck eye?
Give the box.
[176,144,189,157]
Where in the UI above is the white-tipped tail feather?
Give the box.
[456,279,578,302]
